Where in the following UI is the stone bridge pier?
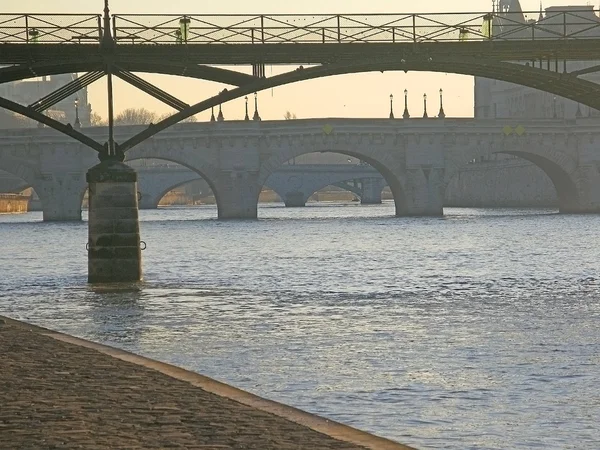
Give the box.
[212,170,262,219]
[33,172,88,221]
[360,177,386,204]
[0,135,97,221]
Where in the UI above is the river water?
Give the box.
[0,203,598,450]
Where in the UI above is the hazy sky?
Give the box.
[3,0,591,120]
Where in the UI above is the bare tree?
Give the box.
[283,111,297,120]
[182,115,198,123]
[89,111,106,127]
[115,108,157,125]
[157,112,198,123]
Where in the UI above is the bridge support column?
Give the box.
[34,172,86,221]
[215,171,260,219]
[138,193,158,210]
[86,161,142,283]
[404,167,445,216]
[360,178,385,204]
[284,191,306,207]
[562,165,600,213]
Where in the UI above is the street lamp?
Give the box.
[438,88,445,119]
[217,104,224,121]
[74,97,81,128]
[403,89,410,119]
[389,94,395,119]
[553,95,557,118]
[244,96,250,121]
[210,106,216,122]
[253,92,261,121]
[423,93,428,118]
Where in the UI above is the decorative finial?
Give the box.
[101,0,115,48]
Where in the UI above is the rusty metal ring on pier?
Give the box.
[137,191,142,201]
[140,241,147,251]
[85,242,90,251]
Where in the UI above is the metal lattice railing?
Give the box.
[110,10,600,44]
[0,14,101,43]
[1,10,600,44]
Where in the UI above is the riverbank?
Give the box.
[0,193,28,214]
[0,315,415,450]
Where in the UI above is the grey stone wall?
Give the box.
[445,159,557,207]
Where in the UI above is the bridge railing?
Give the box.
[112,11,600,44]
[0,14,101,43]
[1,10,599,44]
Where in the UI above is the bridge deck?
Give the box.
[3,39,600,65]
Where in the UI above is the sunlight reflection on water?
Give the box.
[1,203,599,450]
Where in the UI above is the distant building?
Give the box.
[475,1,600,119]
[0,74,92,128]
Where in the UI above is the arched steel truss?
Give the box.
[2,55,600,158]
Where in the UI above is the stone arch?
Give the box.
[146,177,206,209]
[258,148,409,216]
[264,173,386,207]
[494,151,579,212]
[442,140,580,212]
[124,150,222,216]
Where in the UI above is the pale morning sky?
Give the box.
[2,0,591,120]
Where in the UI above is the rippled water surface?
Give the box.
[1,203,599,450]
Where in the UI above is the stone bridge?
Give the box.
[0,117,599,220]
[131,163,385,209]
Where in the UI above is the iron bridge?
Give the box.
[2,4,600,162]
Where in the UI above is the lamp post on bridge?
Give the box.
[553,95,557,119]
[389,94,395,119]
[423,93,428,118]
[253,92,261,121]
[438,88,445,119]
[217,104,224,121]
[244,96,250,121]
[74,97,81,129]
[403,89,410,119]
[210,106,216,122]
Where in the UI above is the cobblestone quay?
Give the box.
[0,316,416,450]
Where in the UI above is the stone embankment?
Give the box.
[0,316,416,450]
[0,193,28,214]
